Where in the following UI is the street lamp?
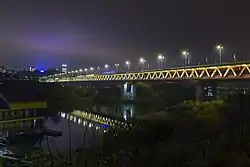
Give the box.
[90,67,94,72]
[96,66,100,74]
[139,57,146,69]
[139,57,145,64]
[181,50,190,65]
[79,69,83,72]
[84,68,88,72]
[115,64,119,71]
[125,60,131,70]
[157,54,164,69]
[216,44,223,64]
[104,64,109,69]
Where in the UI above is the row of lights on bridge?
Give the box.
[72,44,227,72]
[46,44,232,78]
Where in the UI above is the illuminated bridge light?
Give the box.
[78,118,82,124]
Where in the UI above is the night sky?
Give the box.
[1,0,250,69]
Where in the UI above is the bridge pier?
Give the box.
[122,82,136,100]
[196,81,217,101]
[122,104,135,120]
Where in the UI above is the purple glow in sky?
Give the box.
[1,0,250,69]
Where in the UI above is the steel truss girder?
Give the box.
[46,64,250,82]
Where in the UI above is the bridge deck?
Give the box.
[42,62,250,82]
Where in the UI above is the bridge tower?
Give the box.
[196,81,217,101]
[122,82,136,100]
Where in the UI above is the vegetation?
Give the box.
[97,95,250,167]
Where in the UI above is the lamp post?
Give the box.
[157,54,164,69]
[96,66,100,73]
[182,50,190,65]
[232,52,236,62]
[139,57,146,70]
[104,64,109,69]
[216,45,223,64]
[115,64,119,72]
[90,67,94,73]
[125,60,131,71]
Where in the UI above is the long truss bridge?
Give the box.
[42,62,250,83]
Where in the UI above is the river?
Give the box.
[6,102,167,156]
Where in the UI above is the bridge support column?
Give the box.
[122,104,135,120]
[196,81,217,101]
[122,82,136,100]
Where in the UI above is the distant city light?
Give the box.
[40,69,44,73]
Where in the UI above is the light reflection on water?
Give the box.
[40,103,149,153]
[7,111,110,155]
[41,107,133,154]
[7,103,154,155]
[92,103,135,120]
[41,111,109,154]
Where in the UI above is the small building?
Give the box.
[61,64,67,74]
[29,66,36,72]
[0,101,47,136]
